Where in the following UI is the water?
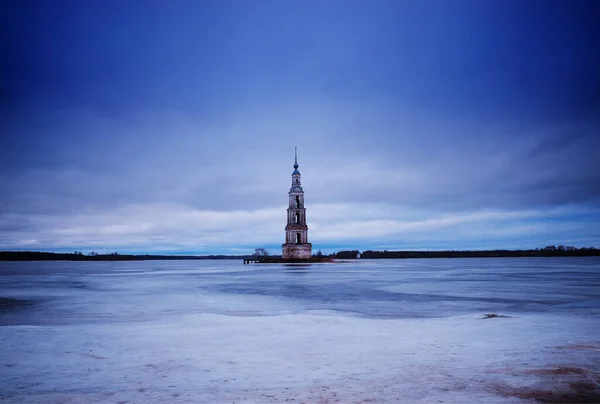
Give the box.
[2,258,600,403]
[1,258,599,325]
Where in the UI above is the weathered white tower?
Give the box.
[282,148,312,259]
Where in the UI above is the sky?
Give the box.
[1,0,599,254]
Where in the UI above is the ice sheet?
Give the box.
[1,258,599,403]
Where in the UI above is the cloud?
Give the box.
[1,200,597,253]
[1,102,599,253]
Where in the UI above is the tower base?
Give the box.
[282,243,312,259]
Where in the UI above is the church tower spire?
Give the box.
[282,147,312,259]
[294,147,298,170]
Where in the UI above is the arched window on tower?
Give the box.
[295,196,300,208]
[296,233,301,244]
[295,178,299,184]
[295,212,300,224]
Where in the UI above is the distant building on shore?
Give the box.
[282,148,312,259]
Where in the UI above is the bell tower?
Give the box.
[282,147,312,259]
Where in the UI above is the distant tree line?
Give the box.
[0,251,256,261]
[2,245,599,261]
[335,250,361,259]
[334,246,600,259]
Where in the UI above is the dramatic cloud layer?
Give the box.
[1,0,599,253]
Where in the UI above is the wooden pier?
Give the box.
[243,256,333,264]
[243,258,262,264]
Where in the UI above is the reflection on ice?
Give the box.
[1,257,599,323]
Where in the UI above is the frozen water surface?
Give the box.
[1,258,600,403]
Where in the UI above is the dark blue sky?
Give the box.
[1,0,599,253]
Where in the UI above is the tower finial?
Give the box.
[294,147,298,169]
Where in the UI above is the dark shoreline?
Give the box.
[1,248,599,262]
